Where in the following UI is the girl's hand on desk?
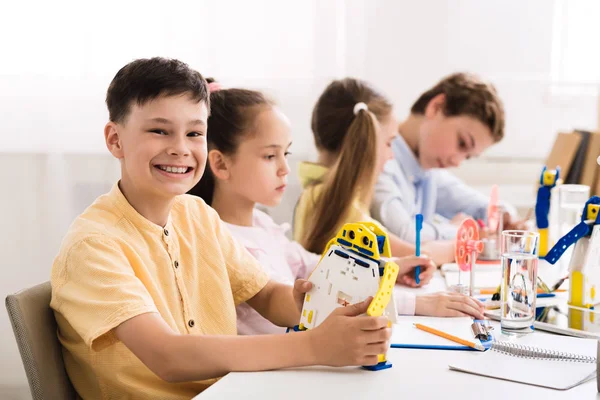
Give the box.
[415,292,485,319]
[307,297,392,367]
[393,255,435,287]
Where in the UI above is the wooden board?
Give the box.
[580,131,600,195]
[544,132,582,182]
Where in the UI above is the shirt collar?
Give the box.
[392,135,429,184]
[109,181,174,235]
[297,162,329,188]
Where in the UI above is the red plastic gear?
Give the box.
[455,218,484,272]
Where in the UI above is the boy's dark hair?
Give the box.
[106,57,210,123]
[410,72,505,142]
[187,79,273,205]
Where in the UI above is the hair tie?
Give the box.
[208,82,222,93]
[353,102,368,116]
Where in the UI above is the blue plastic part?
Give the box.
[376,235,386,254]
[535,186,551,229]
[415,214,423,285]
[362,361,393,371]
[333,248,371,268]
[337,238,353,248]
[379,267,385,276]
[287,325,305,333]
[545,196,600,264]
[346,248,379,264]
[536,166,561,229]
[545,222,591,264]
[353,244,374,257]
[334,249,349,259]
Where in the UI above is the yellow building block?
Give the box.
[539,228,549,257]
[586,204,599,221]
[367,261,399,317]
[569,270,585,307]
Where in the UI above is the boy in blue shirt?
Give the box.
[372,73,526,242]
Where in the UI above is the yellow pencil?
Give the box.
[413,323,485,351]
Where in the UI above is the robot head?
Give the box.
[586,204,600,222]
[336,221,392,259]
[540,166,560,187]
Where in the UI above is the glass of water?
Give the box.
[500,230,540,334]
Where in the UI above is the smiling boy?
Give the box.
[50,57,391,399]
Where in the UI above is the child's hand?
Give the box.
[421,240,455,265]
[415,292,485,319]
[393,255,436,287]
[450,212,470,226]
[503,213,529,230]
[476,219,489,239]
[307,297,391,367]
[292,279,313,312]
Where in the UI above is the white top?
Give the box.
[226,210,417,335]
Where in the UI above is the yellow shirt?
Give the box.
[293,162,375,242]
[50,183,269,399]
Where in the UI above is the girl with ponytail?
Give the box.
[295,78,458,270]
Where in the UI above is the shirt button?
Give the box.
[174,260,179,268]
[163,229,169,236]
[188,319,195,328]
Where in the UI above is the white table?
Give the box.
[195,262,598,399]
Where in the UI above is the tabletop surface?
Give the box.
[195,260,599,399]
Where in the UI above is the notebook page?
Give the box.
[391,316,482,347]
[448,335,597,390]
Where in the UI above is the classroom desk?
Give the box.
[195,261,598,400]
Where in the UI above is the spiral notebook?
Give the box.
[449,334,597,390]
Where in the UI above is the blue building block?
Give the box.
[545,196,600,264]
[362,361,393,371]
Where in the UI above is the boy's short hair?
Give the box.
[106,57,210,123]
[410,73,505,142]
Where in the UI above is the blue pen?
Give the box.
[536,293,556,298]
[415,214,423,285]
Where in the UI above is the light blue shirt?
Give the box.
[371,135,493,242]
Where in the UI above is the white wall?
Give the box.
[1,0,599,395]
[345,0,598,159]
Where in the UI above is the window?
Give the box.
[551,0,600,85]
